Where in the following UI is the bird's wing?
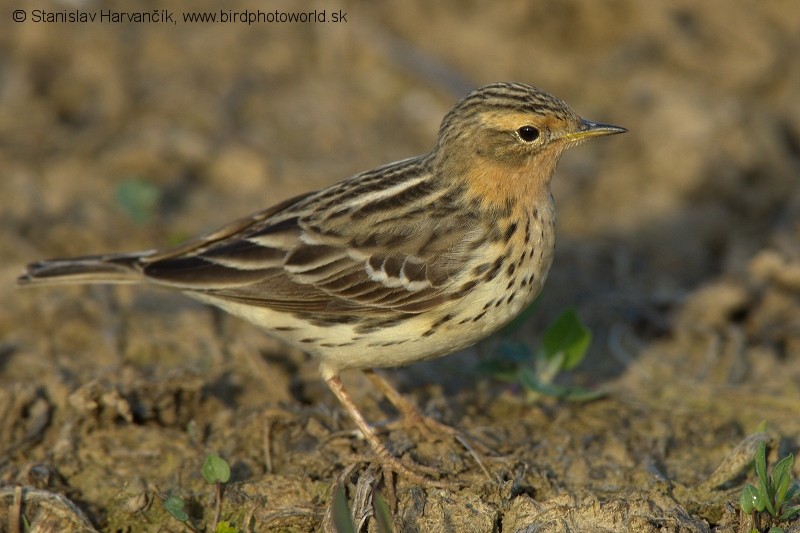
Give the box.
[141,162,484,318]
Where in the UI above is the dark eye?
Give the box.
[517,126,540,142]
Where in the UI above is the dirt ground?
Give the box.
[2,1,800,531]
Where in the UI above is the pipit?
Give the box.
[18,82,625,486]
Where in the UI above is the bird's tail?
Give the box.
[17,251,155,286]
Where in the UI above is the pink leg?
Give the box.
[325,375,461,489]
[364,370,494,479]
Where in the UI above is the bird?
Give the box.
[18,82,626,487]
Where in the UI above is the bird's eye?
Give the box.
[517,125,540,142]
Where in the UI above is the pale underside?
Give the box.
[20,153,558,379]
[189,202,554,379]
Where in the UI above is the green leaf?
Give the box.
[202,453,231,484]
[754,441,776,515]
[773,453,794,505]
[517,366,602,402]
[373,490,394,533]
[475,359,518,382]
[767,528,785,533]
[478,341,532,381]
[558,385,606,402]
[497,341,533,364]
[754,441,768,483]
[540,309,591,369]
[216,521,239,533]
[115,178,161,224]
[779,504,800,520]
[164,494,189,522]
[518,371,565,397]
[739,484,759,514]
[332,483,355,533]
[785,480,800,501]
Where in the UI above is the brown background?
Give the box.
[1,1,799,531]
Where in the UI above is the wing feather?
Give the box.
[139,158,484,321]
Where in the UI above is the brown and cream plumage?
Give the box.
[18,82,626,485]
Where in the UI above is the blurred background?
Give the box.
[1,0,799,530]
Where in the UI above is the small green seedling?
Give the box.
[739,441,800,532]
[332,483,356,533]
[202,453,231,485]
[332,482,394,533]
[164,493,197,532]
[163,453,236,533]
[203,453,232,533]
[372,490,393,533]
[481,308,601,402]
[214,521,238,533]
[115,177,161,224]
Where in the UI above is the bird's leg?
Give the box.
[364,369,454,438]
[324,375,460,489]
[364,369,494,459]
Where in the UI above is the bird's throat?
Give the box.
[462,153,560,217]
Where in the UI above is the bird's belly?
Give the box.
[320,251,552,373]
[188,219,554,377]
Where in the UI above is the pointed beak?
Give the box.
[563,119,627,142]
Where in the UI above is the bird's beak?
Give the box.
[563,119,627,142]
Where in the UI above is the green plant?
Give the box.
[739,441,800,533]
[163,494,193,529]
[480,307,601,402]
[115,177,161,224]
[331,483,356,533]
[203,453,232,532]
[332,482,394,533]
[164,452,237,533]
